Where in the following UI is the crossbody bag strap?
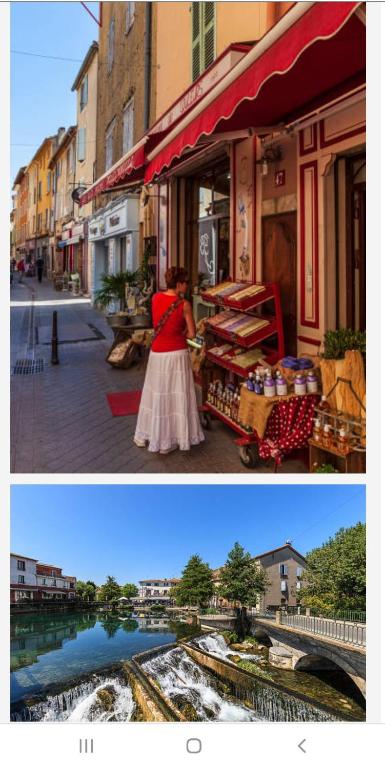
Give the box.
[152,297,184,341]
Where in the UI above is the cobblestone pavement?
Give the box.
[10,279,307,474]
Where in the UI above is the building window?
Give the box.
[80,74,88,111]
[125,2,135,33]
[45,208,49,229]
[296,567,303,578]
[33,187,36,203]
[18,575,25,584]
[17,560,25,571]
[47,171,51,192]
[192,2,215,82]
[37,213,42,232]
[105,119,115,171]
[77,128,86,162]
[279,564,288,577]
[108,17,115,73]
[38,181,42,200]
[280,580,287,592]
[122,99,134,155]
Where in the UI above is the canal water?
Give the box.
[11,611,190,706]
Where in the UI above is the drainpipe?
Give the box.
[143,2,152,132]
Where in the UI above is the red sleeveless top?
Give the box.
[151,292,188,353]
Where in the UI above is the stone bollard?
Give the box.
[275,610,282,625]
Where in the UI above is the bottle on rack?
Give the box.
[322,423,332,449]
[337,428,350,454]
[254,373,263,395]
[313,418,322,442]
[247,372,255,391]
[263,372,276,397]
[318,395,331,423]
[294,373,307,395]
[276,373,288,396]
[207,383,213,405]
[306,371,318,394]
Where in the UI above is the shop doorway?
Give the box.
[185,160,230,288]
[262,212,297,356]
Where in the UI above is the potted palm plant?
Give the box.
[95,270,138,325]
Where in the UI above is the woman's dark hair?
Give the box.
[165,267,189,289]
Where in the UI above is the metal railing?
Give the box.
[280,613,366,647]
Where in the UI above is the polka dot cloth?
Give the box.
[258,395,319,465]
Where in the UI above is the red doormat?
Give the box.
[106,390,142,416]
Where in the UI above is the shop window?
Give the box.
[108,17,115,73]
[105,119,115,171]
[122,99,134,155]
[192,2,215,82]
[80,74,88,111]
[77,128,86,162]
[125,2,135,33]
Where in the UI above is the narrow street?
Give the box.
[10,278,306,474]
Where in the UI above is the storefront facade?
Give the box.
[145,2,365,356]
[87,194,140,304]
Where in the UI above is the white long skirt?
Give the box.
[134,349,205,453]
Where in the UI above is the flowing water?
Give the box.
[141,644,338,721]
[142,647,258,721]
[194,632,260,662]
[11,674,135,722]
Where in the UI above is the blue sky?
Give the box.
[11,1,99,184]
[11,485,365,584]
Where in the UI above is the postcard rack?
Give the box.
[199,281,285,468]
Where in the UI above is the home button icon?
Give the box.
[186,738,202,754]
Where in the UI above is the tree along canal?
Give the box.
[10,613,365,722]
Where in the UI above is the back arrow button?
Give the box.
[298,739,306,753]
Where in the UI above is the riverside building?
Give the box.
[211,543,307,612]
[136,578,180,605]
[10,554,77,603]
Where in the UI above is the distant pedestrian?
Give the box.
[36,256,44,283]
[134,266,204,454]
[17,258,25,283]
[11,257,16,272]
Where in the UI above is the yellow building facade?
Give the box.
[154,1,294,119]
[25,136,56,268]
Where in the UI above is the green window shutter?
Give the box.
[191,2,216,82]
[192,3,201,82]
[203,2,215,69]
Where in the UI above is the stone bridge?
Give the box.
[199,613,366,698]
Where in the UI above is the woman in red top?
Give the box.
[134,267,205,454]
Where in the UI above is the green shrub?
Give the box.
[322,328,366,360]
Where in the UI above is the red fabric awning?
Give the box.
[79,141,146,206]
[145,2,364,183]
